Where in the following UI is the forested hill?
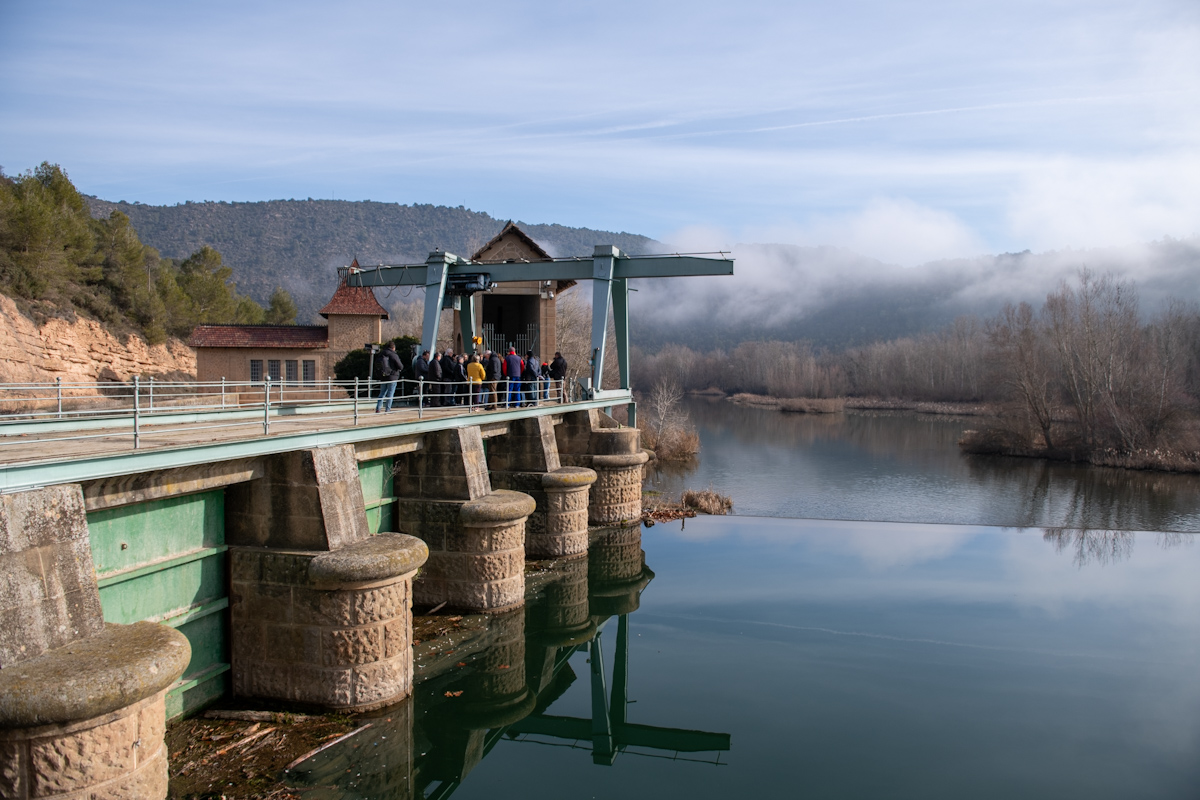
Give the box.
[85,197,660,321]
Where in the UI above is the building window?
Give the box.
[302,360,316,384]
[267,360,282,381]
[250,360,263,382]
[285,360,298,384]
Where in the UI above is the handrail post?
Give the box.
[354,378,360,425]
[327,377,332,402]
[263,377,271,435]
[148,376,154,413]
[132,375,141,450]
[56,376,62,419]
[418,378,423,420]
[221,377,226,409]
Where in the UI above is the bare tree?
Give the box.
[989,302,1057,449]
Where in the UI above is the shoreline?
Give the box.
[701,390,996,417]
[959,429,1200,474]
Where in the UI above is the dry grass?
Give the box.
[681,487,733,515]
[729,393,781,407]
[730,393,846,413]
[846,397,997,416]
[640,423,700,462]
[778,397,846,414]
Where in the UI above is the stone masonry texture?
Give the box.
[0,485,103,668]
[229,547,418,711]
[225,445,370,551]
[0,689,171,800]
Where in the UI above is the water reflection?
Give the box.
[288,525,729,798]
[646,397,1200,531]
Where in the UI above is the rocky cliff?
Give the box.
[0,294,196,384]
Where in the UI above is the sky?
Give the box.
[2,0,1198,265]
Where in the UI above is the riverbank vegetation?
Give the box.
[633,270,1200,471]
[638,379,701,461]
[0,163,296,344]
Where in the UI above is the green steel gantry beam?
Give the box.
[344,247,734,402]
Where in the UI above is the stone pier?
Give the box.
[487,416,596,558]
[393,428,536,612]
[556,410,649,526]
[225,444,429,711]
[0,486,190,800]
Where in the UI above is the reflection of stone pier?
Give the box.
[589,524,656,617]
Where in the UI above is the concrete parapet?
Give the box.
[229,534,427,712]
[0,486,189,800]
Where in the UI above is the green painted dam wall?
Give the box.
[81,459,397,719]
[87,491,229,720]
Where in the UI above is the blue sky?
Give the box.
[2,0,1197,263]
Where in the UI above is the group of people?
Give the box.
[374,341,568,413]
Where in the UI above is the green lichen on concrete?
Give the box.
[459,491,537,524]
[307,533,429,585]
[0,621,190,727]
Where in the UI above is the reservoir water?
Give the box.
[287,402,1200,798]
[646,398,1200,531]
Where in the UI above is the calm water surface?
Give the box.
[289,404,1200,797]
[646,398,1200,531]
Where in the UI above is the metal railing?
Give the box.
[0,376,575,452]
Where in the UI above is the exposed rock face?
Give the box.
[0,295,196,384]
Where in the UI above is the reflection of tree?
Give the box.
[966,454,1200,531]
[1043,527,1135,567]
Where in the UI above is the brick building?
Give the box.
[453,222,575,360]
[188,262,389,385]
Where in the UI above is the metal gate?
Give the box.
[87,491,230,720]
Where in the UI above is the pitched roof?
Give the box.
[318,259,390,318]
[187,325,329,349]
[471,222,575,292]
[472,221,553,262]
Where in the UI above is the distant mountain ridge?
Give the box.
[85,197,661,322]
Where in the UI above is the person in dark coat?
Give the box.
[488,350,504,407]
[374,341,404,413]
[550,351,568,402]
[482,350,499,408]
[429,351,444,406]
[414,350,431,406]
[521,350,539,406]
[503,347,524,407]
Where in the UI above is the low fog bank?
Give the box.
[629,237,1200,351]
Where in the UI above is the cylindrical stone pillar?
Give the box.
[0,622,190,800]
[530,467,596,559]
[588,428,650,526]
[443,491,537,613]
[230,533,429,712]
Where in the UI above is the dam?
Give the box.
[0,246,733,798]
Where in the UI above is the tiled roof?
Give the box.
[187,325,329,349]
[318,260,390,318]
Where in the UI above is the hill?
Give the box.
[85,197,661,322]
